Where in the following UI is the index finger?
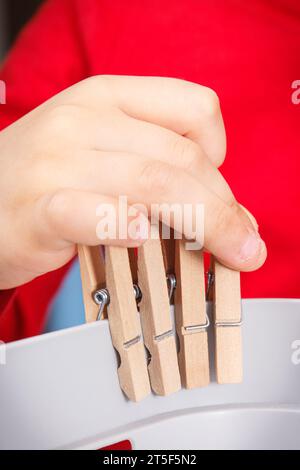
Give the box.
[78,75,226,167]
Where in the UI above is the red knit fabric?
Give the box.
[0,0,299,342]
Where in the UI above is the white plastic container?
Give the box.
[0,299,299,450]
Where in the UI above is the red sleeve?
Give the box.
[0,0,87,128]
[0,0,87,343]
[0,290,17,316]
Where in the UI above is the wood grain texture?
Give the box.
[175,240,210,388]
[105,246,151,402]
[78,245,106,323]
[212,257,243,384]
[138,226,181,396]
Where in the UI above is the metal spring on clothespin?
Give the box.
[93,284,143,321]
[166,273,177,302]
[94,274,177,322]
[206,270,215,300]
[79,238,243,400]
[93,288,110,321]
[78,244,151,402]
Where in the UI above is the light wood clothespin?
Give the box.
[209,257,243,384]
[137,225,181,396]
[78,245,106,323]
[79,238,243,401]
[174,239,210,388]
[78,245,150,402]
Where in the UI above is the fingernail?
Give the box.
[239,231,263,261]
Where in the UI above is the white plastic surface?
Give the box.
[0,299,299,450]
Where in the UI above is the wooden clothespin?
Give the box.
[78,245,106,323]
[137,225,181,396]
[174,239,210,388]
[209,257,243,384]
[79,239,243,400]
[78,245,150,402]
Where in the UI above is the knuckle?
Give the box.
[215,147,226,167]
[139,161,177,197]
[84,74,108,88]
[87,74,113,85]
[213,199,237,234]
[171,137,200,171]
[44,104,78,135]
[202,87,221,117]
[82,75,114,101]
[45,190,70,228]
[213,203,231,234]
[191,86,221,120]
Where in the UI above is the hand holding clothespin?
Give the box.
[78,233,243,401]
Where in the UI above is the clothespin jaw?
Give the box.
[78,245,106,323]
[174,239,210,389]
[138,225,181,396]
[79,238,243,400]
[105,246,151,401]
[210,257,243,384]
[78,244,150,402]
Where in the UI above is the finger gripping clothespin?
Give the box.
[79,239,243,401]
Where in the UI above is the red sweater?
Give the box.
[0,0,299,342]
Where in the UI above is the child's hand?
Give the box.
[0,76,266,288]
